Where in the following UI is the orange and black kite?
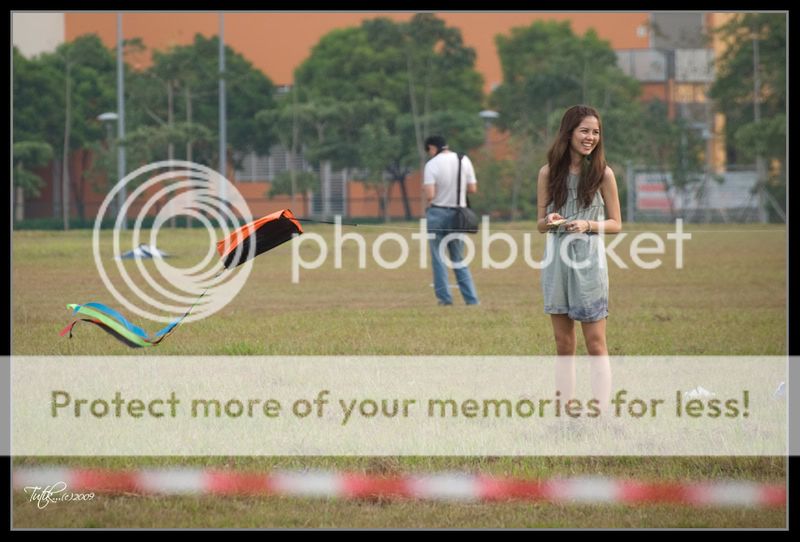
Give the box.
[61,209,304,348]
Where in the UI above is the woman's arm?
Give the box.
[536,165,561,233]
[591,166,623,234]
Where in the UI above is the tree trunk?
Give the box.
[62,58,72,231]
[168,80,176,227]
[406,47,427,219]
[74,148,90,221]
[544,98,552,144]
[186,85,193,228]
[289,86,299,210]
[320,161,330,218]
[395,177,412,220]
[52,158,61,219]
[661,174,677,222]
[381,179,391,222]
[185,86,193,163]
[314,125,327,218]
[511,171,521,221]
[377,184,387,221]
[15,186,25,222]
[422,53,432,137]
[510,136,528,221]
[167,80,175,163]
[582,58,588,104]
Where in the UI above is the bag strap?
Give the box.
[454,153,464,208]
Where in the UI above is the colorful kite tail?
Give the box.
[61,293,207,348]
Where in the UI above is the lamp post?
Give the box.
[98,111,118,141]
[701,125,713,223]
[219,12,227,209]
[479,110,508,216]
[479,109,499,148]
[116,13,127,230]
[752,29,768,223]
[97,112,118,216]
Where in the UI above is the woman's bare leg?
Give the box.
[551,314,577,400]
[581,318,611,415]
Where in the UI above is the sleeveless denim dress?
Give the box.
[541,173,609,322]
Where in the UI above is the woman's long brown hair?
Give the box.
[546,105,607,211]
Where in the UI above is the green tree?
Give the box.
[13,47,62,221]
[354,117,402,220]
[14,34,277,226]
[256,87,304,211]
[13,48,63,145]
[117,35,278,227]
[268,170,319,217]
[632,100,707,220]
[13,141,54,221]
[130,34,277,169]
[710,13,786,220]
[13,37,116,227]
[53,35,116,226]
[293,14,485,220]
[492,21,639,139]
[490,21,643,219]
[258,94,353,210]
[470,154,518,218]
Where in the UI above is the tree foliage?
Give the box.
[710,13,785,165]
[13,47,64,148]
[13,141,54,196]
[489,20,644,218]
[491,21,640,143]
[14,37,116,161]
[14,36,117,224]
[291,14,485,219]
[709,13,786,219]
[127,34,277,169]
[14,33,277,225]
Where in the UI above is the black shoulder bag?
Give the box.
[452,153,479,234]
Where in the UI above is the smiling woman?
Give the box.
[535,104,623,416]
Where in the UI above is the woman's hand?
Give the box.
[545,213,565,227]
[565,219,591,233]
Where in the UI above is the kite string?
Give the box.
[296,218,359,226]
[296,219,782,234]
[293,211,782,234]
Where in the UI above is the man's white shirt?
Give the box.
[423,151,477,208]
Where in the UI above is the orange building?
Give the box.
[14,11,724,221]
[64,12,652,92]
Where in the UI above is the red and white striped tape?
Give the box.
[12,467,786,508]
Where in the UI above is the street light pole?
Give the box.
[219,12,227,210]
[116,13,127,230]
[98,112,119,217]
[479,110,499,148]
[753,30,768,223]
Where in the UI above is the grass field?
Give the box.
[11,222,787,528]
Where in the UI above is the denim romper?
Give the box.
[541,173,609,322]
